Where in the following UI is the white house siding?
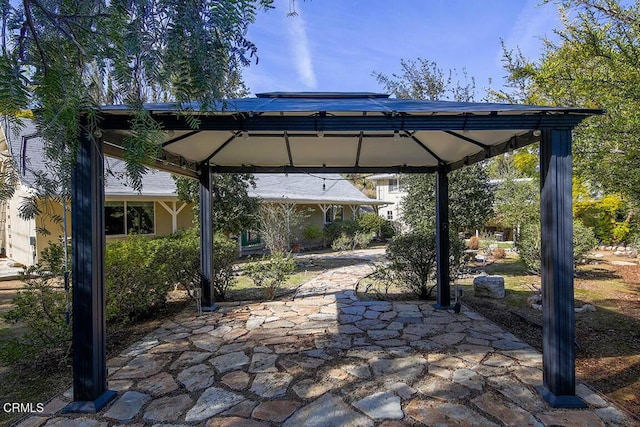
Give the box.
[5,184,37,266]
[369,175,405,225]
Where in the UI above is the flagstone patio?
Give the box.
[15,256,636,426]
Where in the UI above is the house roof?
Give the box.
[96,92,601,177]
[366,173,399,181]
[2,119,178,197]
[250,173,386,205]
[1,119,381,205]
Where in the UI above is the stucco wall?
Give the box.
[5,185,37,266]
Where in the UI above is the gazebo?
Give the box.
[65,92,601,412]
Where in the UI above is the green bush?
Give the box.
[516,219,598,274]
[386,231,465,299]
[3,244,71,364]
[324,220,359,244]
[302,224,325,247]
[353,231,374,249]
[211,233,240,301]
[357,213,395,238]
[244,253,296,300]
[331,233,353,251]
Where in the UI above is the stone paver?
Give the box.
[28,248,637,427]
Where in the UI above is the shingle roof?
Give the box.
[250,173,385,205]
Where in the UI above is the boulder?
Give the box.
[473,275,505,299]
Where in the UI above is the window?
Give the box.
[387,210,393,220]
[388,178,402,193]
[324,205,344,224]
[105,201,155,235]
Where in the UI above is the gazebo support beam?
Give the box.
[536,129,586,408]
[199,164,217,311]
[434,165,451,309]
[63,131,116,413]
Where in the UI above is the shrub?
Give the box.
[244,253,296,300]
[258,203,307,255]
[516,219,598,274]
[324,220,359,244]
[386,231,465,299]
[467,235,480,250]
[302,224,325,247]
[357,213,395,238]
[353,231,375,249]
[3,244,71,364]
[491,247,506,259]
[331,233,353,252]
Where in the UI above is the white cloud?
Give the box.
[286,4,317,89]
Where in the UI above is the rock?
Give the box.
[250,372,293,398]
[185,387,244,422]
[137,372,179,396]
[143,394,192,422]
[211,351,250,373]
[103,391,150,422]
[352,391,403,420]
[252,400,301,422]
[405,400,497,426]
[177,363,215,391]
[283,393,373,427]
[473,275,505,298]
[575,304,596,313]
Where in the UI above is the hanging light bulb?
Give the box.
[322,178,326,191]
[317,130,325,138]
[393,130,400,140]
[242,130,249,140]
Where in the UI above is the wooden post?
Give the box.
[434,165,451,309]
[536,129,586,408]
[64,130,116,413]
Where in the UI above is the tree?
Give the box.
[375,58,494,233]
[495,0,640,220]
[0,0,274,201]
[401,164,495,234]
[174,173,259,235]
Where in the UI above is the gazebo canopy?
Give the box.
[97,92,600,177]
[67,92,602,414]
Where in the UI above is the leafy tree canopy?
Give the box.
[493,0,640,207]
[0,0,273,198]
[375,58,494,233]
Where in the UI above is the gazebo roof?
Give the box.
[97,92,601,178]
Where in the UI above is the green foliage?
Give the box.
[516,219,597,274]
[0,0,273,202]
[331,233,354,252]
[402,165,495,233]
[386,231,465,299]
[302,224,325,247]
[575,194,638,245]
[493,174,539,232]
[258,203,307,255]
[353,231,375,249]
[174,173,259,234]
[324,220,360,244]
[211,233,240,301]
[244,253,296,300]
[357,212,395,238]
[3,244,71,364]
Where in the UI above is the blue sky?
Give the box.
[242,0,561,99]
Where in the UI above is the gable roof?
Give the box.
[250,173,385,205]
[1,119,381,204]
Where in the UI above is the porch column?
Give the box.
[64,130,116,413]
[434,165,451,309]
[536,129,585,408]
[199,164,217,310]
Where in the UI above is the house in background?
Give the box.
[244,173,390,250]
[0,120,193,267]
[366,173,405,225]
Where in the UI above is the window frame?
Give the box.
[105,200,156,237]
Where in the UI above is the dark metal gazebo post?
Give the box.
[434,164,451,309]
[63,130,116,413]
[536,129,586,408]
[199,164,217,310]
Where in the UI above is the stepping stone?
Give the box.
[15,417,48,427]
[185,387,244,422]
[249,353,279,373]
[103,391,150,422]
[211,351,249,373]
[252,400,301,422]
[292,378,332,399]
[143,394,192,422]
[205,417,269,427]
[170,351,211,369]
[595,406,633,425]
[405,400,497,426]
[250,372,293,398]
[352,391,403,420]
[177,363,215,391]
[137,372,178,396]
[472,392,539,426]
[222,400,258,417]
[111,354,171,379]
[367,330,400,340]
[416,376,471,401]
[430,332,466,346]
[452,368,484,391]
[387,382,417,400]
[221,371,251,391]
[283,393,373,427]
[537,410,605,427]
[44,418,107,427]
[370,356,427,383]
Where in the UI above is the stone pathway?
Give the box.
[15,256,637,426]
